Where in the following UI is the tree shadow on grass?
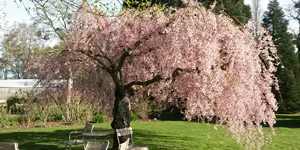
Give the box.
[0,127,89,150]
[0,127,193,150]
[276,115,300,120]
[273,115,300,128]
[0,130,67,150]
[22,142,58,150]
[261,114,300,128]
[274,119,300,128]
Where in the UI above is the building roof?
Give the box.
[0,79,39,88]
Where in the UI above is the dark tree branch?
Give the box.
[287,0,300,22]
[95,54,113,65]
[69,58,85,63]
[115,18,175,72]
[35,0,66,41]
[77,49,109,70]
[41,0,49,7]
[114,39,145,72]
[115,48,133,71]
[59,49,108,70]
[124,74,162,89]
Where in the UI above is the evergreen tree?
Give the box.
[263,0,300,113]
[199,0,251,25]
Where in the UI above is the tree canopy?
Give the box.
[29,1,280,149]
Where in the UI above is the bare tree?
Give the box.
[251,0,262,39]
[14,0,86,120]
[0,1,6,28]
[287,0,300,62]
[16,0,120,120]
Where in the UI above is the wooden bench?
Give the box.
[0,142,19,150]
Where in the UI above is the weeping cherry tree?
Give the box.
[38,1,280,149]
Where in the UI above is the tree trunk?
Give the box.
[66,66,73,121]
[111,87,131,150]
[3,69,7,80]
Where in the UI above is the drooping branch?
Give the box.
[124,74,162,89]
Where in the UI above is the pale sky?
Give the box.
[0,0,299,33]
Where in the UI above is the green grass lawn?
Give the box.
[0,114,299,150]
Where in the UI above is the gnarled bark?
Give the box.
[111,86,131,150]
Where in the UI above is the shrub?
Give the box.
[53,114,63,121]
[93,114,106,123]
[52,91,95,122]
[35,116,41,121]
[7,115,18,123]
[17,115,27,124]
[35,123,45,128]
[133,97,151,120]
[130,114,139,121]
[7,120,19,126]
[4,115,20,127]
[6,96,26,114]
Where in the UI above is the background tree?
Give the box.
[123,0,185,8]
[17,0,82,41]
[251,0,262,39]
[288,0,300,63]
[0,23,48,79]
[17,0,121,121]
[123,0,251,25]
[199,0,251,25]
[17,0,95,120]
[0,1,7,79]
[0,1,6,30]
[36,2,280,149]
[263,0,300,113]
